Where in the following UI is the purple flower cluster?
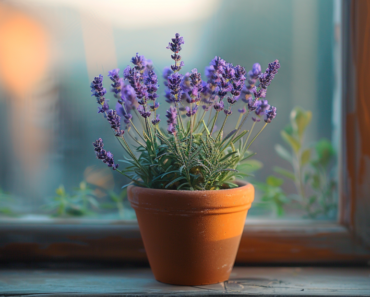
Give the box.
[167,72,183,103]
[108,69,122,97]
[166,33,185,72]
[131,53,147,71]
[145,70,159,101]
[185,105,198,117]
[124,65,147,103]
[137,105,151,118]
[186,69,203,106]
[91,75,109,114]
[93,138,118,170]
[152,114,161,125]
[242,63,261,103]
[264,106,277,123]
[259,59,280,89]
[107,109,125,136]
[119,84,138,114]
[166,106,177,135]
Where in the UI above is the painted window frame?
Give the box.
[1,0,370,265]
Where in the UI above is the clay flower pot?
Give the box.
[128,180,254,286]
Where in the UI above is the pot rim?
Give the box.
[127,179,250,195]
[127,180,254,215]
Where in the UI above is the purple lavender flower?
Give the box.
[249,63,261,80]
[165,89,175,103]
[166,106,177,125]
[241,63,261,103]
[93,138,118,170]
[167,33,185,72]
[137,105,151,118]
[124,66,148,103]
[214,100,224,111]
[162,67,173,87]
[144,69,158,101]
[120,84,138,113]
[131,53,146,71]
[202,104,211,111]
[223,63,235,80]
[167,72,183,102]
[185,105,198,117]
[224,109,232,115]
[167,124,176,135]
[264,106,277,123]
[150,101,159,111]
[217,76,232,98]
[252,86,267,99]
[238,107,246,114]
[255,100,270,116]
[211,56,226,75]
[186,69,203,103]
[107,109,124,136]
[227,96,238,105]
[252,117,261,122]
[93,138,104,152]
[259,59,280,89]
[90,75,107,104]
[152,114,161,125]
[108,68,122,95]
[247,98,257,111]
[98,101,109,114]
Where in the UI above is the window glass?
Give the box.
[0,0,339,220]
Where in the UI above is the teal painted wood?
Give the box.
[0,267,370,296]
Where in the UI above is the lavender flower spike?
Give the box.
[167,72,183,102]
[152,114,161,125]
[185,105,198,117]
[167,33,185,72]
[108,69,122,96]
[93,138,119,170]
[106,109,125,136]
[259,59,280,89]
[264,106,277,123]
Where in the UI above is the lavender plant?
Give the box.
[90,33,280,191]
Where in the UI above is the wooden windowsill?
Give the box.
[1,266,370,296]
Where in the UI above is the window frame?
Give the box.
[1,0,370,265]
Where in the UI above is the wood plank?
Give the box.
[342,0,370,247]
[1,221,369,264]
[0,267,370,296]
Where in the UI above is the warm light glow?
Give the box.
[10,0,220,29]
[0,5,50,96]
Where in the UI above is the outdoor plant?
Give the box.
[44,182,99,217]
[90,33,280,190]
[257,107,337,218]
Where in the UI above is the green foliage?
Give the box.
[118,110,268,191]
[0,188,16,217]
[44,182,100,217]
[255,176,288,217]
[262,106,337,218]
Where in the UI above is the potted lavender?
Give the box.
[90,33,279,285]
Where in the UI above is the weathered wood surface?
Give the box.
[0,267,370,296]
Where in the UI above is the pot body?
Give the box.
[127,181,254,285]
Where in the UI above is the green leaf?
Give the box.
[281,130,300,153]
[300,148,311,166]
[273,167,295,180]
[237,160,263,174]
[275,144,293,164]
[165,176,187,189]
[290,107,312,139]
[266,175,284,187]
[315,139,335,166]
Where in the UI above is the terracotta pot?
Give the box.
[127,180,254,286]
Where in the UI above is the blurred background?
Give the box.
[0,0,341,220]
